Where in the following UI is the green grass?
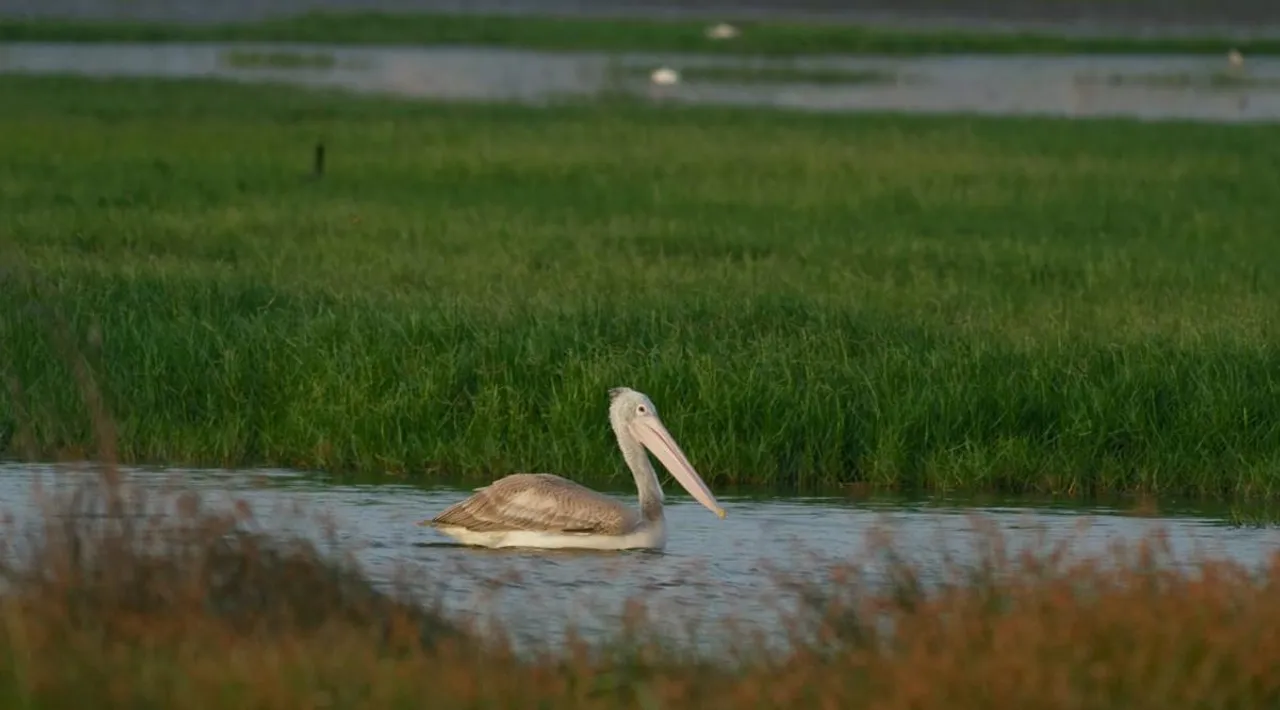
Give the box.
[2,11,1279,56]
[3,74,1280,498]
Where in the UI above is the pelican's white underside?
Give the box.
[434,521,668,551]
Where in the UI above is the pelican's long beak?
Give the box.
[632,417,726,519]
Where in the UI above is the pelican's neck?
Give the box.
[618,431,664,523]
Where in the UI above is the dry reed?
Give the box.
[1,472,1278,708]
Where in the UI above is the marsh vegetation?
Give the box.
[2,75,1278,498]
[0,25,1277,700]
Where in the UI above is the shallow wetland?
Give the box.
[1,11,1280,705]
[3,41,1280,121]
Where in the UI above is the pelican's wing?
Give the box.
[430,473,639,535]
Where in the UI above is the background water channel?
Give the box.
[3,461,1277,653]
[2,41,1280,122]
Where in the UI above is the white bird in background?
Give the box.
[421,387,726,551]
[706,23,741,40]
[650,67,681,86]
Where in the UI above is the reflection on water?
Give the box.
[2,41,1280,121]
[3,461,1279,652]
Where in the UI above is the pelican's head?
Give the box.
[608,387,726,519]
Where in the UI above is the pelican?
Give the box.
[420,387,726,550]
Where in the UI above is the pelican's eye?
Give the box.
[636,404,648,415]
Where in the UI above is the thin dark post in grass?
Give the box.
[313,140,325,177]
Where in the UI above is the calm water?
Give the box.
[3,42,1280,122]
[3,461,1278,652]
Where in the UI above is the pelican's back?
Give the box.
[430,473,640,535]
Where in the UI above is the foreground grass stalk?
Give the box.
[3,469,1280,708]
[2,75,1279,496]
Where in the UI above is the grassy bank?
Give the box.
[3,75,1280,496]
[3,463,1280,708]
[2,11,1278,56]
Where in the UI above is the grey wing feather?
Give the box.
[430,473,639,535]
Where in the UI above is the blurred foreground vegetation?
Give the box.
[2,461,1278,708]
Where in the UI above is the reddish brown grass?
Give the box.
[0,472,1277,709]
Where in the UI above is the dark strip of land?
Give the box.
[1,11,1277,56]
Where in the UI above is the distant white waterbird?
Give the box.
[422,387,726,550]
[650,67,680,85]
[706,23,740,40]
